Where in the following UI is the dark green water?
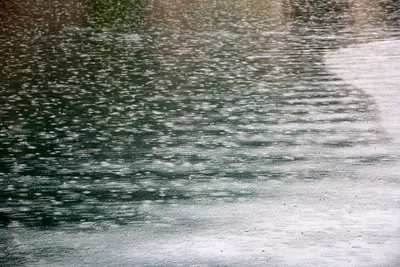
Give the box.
[1,0,399,227]
[1,0,400,266]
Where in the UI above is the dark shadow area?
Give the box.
[82,0,147,28]
[284,0,350,24]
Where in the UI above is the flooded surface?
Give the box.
[1,0,400,266]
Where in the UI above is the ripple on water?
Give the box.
[1,3,400,266]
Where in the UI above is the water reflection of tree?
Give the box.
[379,0,400,25]
[283,0,349,24]
[82,0,146,28]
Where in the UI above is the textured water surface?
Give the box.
[1,0,400,266]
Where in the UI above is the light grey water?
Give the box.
[1,0,400,266]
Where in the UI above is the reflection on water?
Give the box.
[1,0,400,265]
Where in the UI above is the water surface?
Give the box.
[1,0,400,266]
